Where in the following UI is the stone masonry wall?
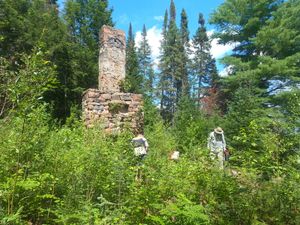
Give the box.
[83,25,143,133]
[83,89,143,133]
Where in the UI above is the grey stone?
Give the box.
[98,26,126,93]
[101,93,111,100]
[82,26,144,134]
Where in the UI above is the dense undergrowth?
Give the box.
[0,104,299,225]
[1,0,300,224]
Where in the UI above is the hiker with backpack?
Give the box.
[132,133,149,161]
[207,127,227,169]
[132,133,149,180]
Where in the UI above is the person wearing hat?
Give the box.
[207,127,227,169]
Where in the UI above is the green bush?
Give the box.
[0,101,299,224]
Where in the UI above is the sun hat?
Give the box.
[214,127,223,134]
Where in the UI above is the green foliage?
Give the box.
[158,0,185,122]
[0,103,299,224]
[179,9,190,96]
[126,23,143,94]
[210,0,282,60]
[0,0,62,59]
[46,0,113,121]
[108,102,128,114]
[172,96,221,152]
[143,97,163,131]
[211,0,299,114]
[0,48,56,117]
[0,0,299,224]
[192,13,213,97]
[0,0,114,121]
[149,194,209,225]
[64,0,113,50]
[137,25,155,98]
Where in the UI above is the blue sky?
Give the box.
[58,0,233,74]
[107,0,233,73]
[108,0,224,34]
[57,0,224,32]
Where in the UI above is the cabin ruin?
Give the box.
[82,25,143,133]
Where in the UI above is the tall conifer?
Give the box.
[137,25,154,97]
[192,13,213,107]
[159,10,169,117]
[158,0,182,122]
[54,0,113,120]
[125,23,142,93]
[179,9,190,97]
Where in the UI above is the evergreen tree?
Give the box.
[211,0,298,112]
[137,25,154,97]
[252,0,299,133]
[192,13,214,107]
[210,0,282,111]
[125,23,142,93]
[208,58,219,88]
[158,0,182,122]
[0,0,63,61]
[48,0,113,120]
[0,0,114,121]
[202,58,221,114]
[212,0,299,160]
[64,0,113,51]
[159,10,169,118]
[168,0,182,105]
[179,9,190,97]
[0,0,68,119]
[210,0,283,61]
[210,0,284,111]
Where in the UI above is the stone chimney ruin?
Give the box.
[98,26,126,93]
[82,25,143,133]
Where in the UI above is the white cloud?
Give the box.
[135,26,162,67]
[219,65,234,77]
[207,30,236,59]
[154,15,164,22]
[134,28,235,72]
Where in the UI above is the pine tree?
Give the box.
[125,23,142,93]
[169,0,182,104]
[211,0,299,157]
[210,0,297,112]
[0,0,63,61]
[210,0,283,62]
[0,0,69,119]
[252,0,299,126]
[137,24,154,97]
[192,13,213,107]
[159,10,169,118]
[63,0,113,89]
[208,58,219,88]
[200,58,221,115]
[158,0,182,122]
[46,0,113,121]
[64,0,113,51]
[179,9,190,97]
[209,0,284,103]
